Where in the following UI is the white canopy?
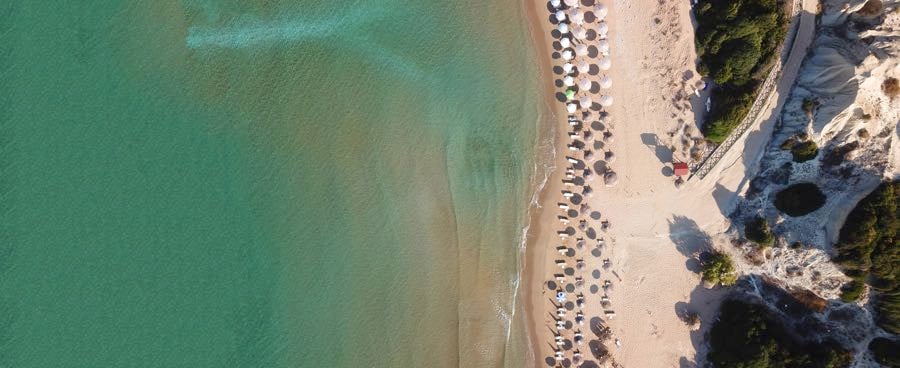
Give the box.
[579,96,593,109]
[566,103,577,113]
[563,62,574,73]
[595,4,608,18]
[555,10,567,22]
[551,0,561,7]
[560,37,571,48]
[572,26,587,40]
[600,95,614,107]
[564,0,579,7]
[597,39,610,53]
[599,56,611,70]
[597,22,609,36]
[570,8,585,24]
[562,50,574,60]
[558,23,569,34]
[574,44,589,56]
[577,60,590,74]
[564,76,575,86]
[600,75,612,89]
[578,77,591,90]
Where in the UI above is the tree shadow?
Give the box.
[674,284,727,367]
[640,132,673,165]
[667,215,711,272]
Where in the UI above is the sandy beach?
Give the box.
[522,0,819,365]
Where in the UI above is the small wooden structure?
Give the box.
[673,162,689,177]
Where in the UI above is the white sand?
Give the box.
[524,0,819,365]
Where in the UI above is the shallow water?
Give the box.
[1,1,542,367]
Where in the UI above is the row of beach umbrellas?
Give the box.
[551,0,609,17]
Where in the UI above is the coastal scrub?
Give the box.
[701,251,737,287]
[774,183,826,216]
[744,216,774,247]
[694,0,788,143]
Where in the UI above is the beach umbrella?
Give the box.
[562,50,573,60]
[565,89,576,100]
[595,4,608,18]
[570,8,585,24]
[551,0,562,8]
[577,60,590,73]
[558,23,569,34]
[575,44,589,56]
[560,37,571,48]
[603,131,614,142]
[600,95,614,107]
[579,95,593,109]
[604,171,618,187]
[578,77,591,90]
[572,26,587,40]
[599,75,612,89]
[564,0,579,7]
[597,39,610,53]
[564,76,575,86]
[605,151,616,163]
[566,103,577,114]
[555,10,567,22]
[599,56,611,70]
[563,62,574,73]
[597,22,609,36]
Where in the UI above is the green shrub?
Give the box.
[708,300,853,368]
[774,183,827,216]
[745,216,774,247]
[695,0,788,142]
[702,251,737,287]
[780,137,797,150]
[791,140,819,163]
[834,182,899,333]
[839,277,866,302]
[869,337,900,367]
[802,98,818,117]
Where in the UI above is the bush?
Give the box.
[695,0,788,143]
[745,216,774,247]
[869,337,900,367]
[883,77,899,99]
[834,182,899,333]
[702,251,738,287]
[708,300,853,368]
[791,140,819,163]
[802,98,818,117]
[774,183,827,216]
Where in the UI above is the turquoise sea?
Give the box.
[1,1,544,367]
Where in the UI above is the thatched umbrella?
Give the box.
[604,171,618,186]
[599,95,613,107]
[578,77,591,90]
[595,4,608,18]
[597,39,610,53]
[575,43,589,56]
[599,75,612,89]
[598,56,611,70]
[577,60,590,74]
[597,22,609,36]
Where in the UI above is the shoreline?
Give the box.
[520,0,571,367]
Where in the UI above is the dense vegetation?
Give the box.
[708,300,852,368]
[774,183,827,216]
[745,216,774,247]
[790,140,818,163]
[869,337,900,367]
[833,182,899,334]
[694,0,788,143]
[702,251,737,286]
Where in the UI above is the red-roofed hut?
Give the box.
[673,162,689,177]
